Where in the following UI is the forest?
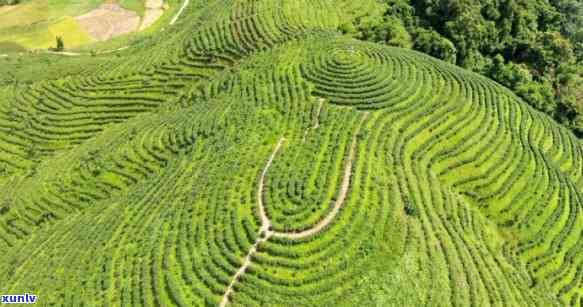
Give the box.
[341,0,583,136]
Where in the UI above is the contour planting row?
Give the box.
[296,38,579,305]
[0,106,211,249]
[228,112,377,306]
[364,45,582,305]
[263,109,357,232]
[374,108,542,306]
[182,0,366,66]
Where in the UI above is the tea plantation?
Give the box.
[0,0,580,306]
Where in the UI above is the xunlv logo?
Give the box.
[1,293,37,304]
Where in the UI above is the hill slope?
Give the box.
[0,0,580,306]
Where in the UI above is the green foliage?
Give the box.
[0,41,26,53]
[345,0,583,137]
[0,1,580,306]
[342,15,413,48]
[413,29,456,63]
[119,0,146,16]
[55,36,64,51]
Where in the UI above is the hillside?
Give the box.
[0,0,178,51]
[0,0,581,306]
[340,0,582,138]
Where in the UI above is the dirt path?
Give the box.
[219,138,285,307]
[302,98,325,143]
[170,0,190,25]
[219,232,272,307]
[257,138,286,234]
[220,112,368,305]
[45,51,85,56]
[273,112,368,239]
[43,46,129,56]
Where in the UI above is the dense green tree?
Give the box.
[56,36,64,51]
[358,16,413,48]
[344,0,582,137]
[414,29,456,63]
[488,54,532,88]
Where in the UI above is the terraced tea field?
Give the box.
[0,0,580,306]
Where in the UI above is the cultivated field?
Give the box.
[0,0,580,306]
[0,0,172,51]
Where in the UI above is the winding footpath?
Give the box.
[220,112,369,306]
[302,98,325,143]
[170,0,190,25]
[219,138,285,307]
[44,46,130,57]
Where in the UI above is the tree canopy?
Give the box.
[343,0,582,136]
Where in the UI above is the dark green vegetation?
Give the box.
[55,36,64,51]
[0,0,581,306]
[341,0,583,136]
[0,0,22,6]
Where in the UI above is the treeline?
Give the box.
[0,0,22,6]
[342,0,582,136]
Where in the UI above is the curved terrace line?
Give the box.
[219,137,285,307]
[220,112,368,306]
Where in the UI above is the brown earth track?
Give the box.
[220,111,369,306]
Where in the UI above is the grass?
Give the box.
[0,41,27,53]
[119,0,145,16]
[47,0,102,19]
[48,16,93,46]
[0,0,97,49]
[0,22,52,49]
[0,0,47,30]
[0,16,92,49]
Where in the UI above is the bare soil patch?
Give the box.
[139,0,164,30]
[75,3,140,41]
[0,4,19,15]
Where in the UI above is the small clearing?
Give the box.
[139,0,164,30]
[75,4,141,41]
[75,0,167,42]
[219,137,285,307]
